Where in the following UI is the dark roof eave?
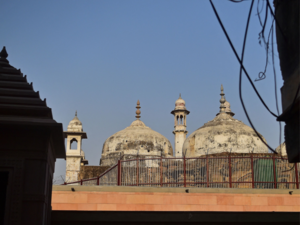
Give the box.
[0,118,66,159]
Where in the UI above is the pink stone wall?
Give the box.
[52,190,300,212]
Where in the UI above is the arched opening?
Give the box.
[70,138,78,150]
[180,115,183,124]
[177,115,179,125]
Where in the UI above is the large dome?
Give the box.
[100,101,173,166]
[275,142,287,156]
[182,85,268,157]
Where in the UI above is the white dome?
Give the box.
[175,94,186,110]
[100,119,173,165]
[275,142,287,156]
[182,85,268,157]
[182,112,268,157]
[100,101,173,166]
[67,112,83,132]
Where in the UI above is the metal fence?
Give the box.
[63,155,300,189]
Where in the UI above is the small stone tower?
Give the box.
[64,112,88,183]
[171,94,190,157]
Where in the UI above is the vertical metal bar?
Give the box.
[136,159,139,186]
[80,179,83,186]
[149,166,152,185]
[97,176,99,185]
[206,155,209,187]
[160,157,163,187]
[183,157,186,187]
[250,155,254,188]
[295,163,299,189]
[273,154,277,189]
[228,155,232,188]
[117,160,121,186]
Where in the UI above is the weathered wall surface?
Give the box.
[66,156,81,183]
[100,119,173,167]
[79,165,110,180]
[52,186,300,212]
[174,131,186,157]
[183,113,268,157]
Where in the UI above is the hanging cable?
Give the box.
[237,0,277,153]
[209,1,278,118]
[257,19,275,81]
[271,23,282,154]
[209,0,277,153]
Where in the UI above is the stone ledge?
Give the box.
[53,185,300,195]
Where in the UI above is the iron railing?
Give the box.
[63,155,300,189]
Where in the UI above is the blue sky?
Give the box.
[0,0,284,183]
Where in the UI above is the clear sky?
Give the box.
[1,0,283,183]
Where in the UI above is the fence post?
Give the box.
[295,163,299,189]
[272,154,277,189]
[80,179,83,186]
[136,159,139,186]
[160,157,163,187]
[97,176,99,186]
[183,156,186,187]
[250,154,255,188]
[206,155,209,187]
[228,155,232,188]
[117,160,121,186]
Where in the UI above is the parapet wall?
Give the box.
[52,186,300,212]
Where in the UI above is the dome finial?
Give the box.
[179,93,182,99]
[219,84,226,113]
[135,100,141,119]
[75,111,77,117]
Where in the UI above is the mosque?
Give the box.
[64,85,270,183]
[0,46,298,225]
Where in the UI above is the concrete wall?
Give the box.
[52,186,300,212]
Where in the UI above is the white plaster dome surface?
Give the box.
[67,112,83,132]
[182,86,268,157]
[100,101,173,166]
[175,94,186,110]
[275,142,287,156]
[101,119,173,157]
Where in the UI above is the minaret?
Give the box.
[171,94,190,157]
[64,111,88,183]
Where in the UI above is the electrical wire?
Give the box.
[270,23,282,155]
[256,0,265,19]
[209,0,277,153]
[258,0,269,46]
[259,20,275,79]
[210,1,278,118]
[237,0,278,153]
